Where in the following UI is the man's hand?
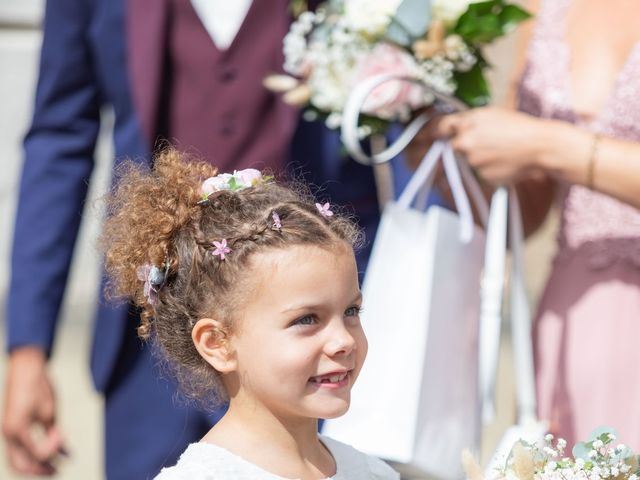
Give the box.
[2,346,66,476]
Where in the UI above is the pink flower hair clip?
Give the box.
[210,239,232,260]
[315,202,334,218]
[271,211,282,232]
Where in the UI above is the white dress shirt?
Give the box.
[189,0,253,50]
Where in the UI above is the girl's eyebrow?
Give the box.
[280,292,362,314]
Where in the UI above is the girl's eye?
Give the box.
[293,315,317,327]
[344,306,361,317]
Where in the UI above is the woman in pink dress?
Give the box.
[427,0,640,448]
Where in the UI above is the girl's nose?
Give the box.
[324,322,357,356]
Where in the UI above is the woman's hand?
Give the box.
[424,106,548,185]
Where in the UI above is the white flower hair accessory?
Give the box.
[199,169,273,203]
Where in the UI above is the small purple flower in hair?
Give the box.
[211,239,232,260]
[271,211,282,231]
[315,202,334,218]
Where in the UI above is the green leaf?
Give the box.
[455,11,503,43]
[454,63,490,107]
[454,1,532,44]
[359,114,390,137]
[460,0,501,17]
[498,4,532,32]
[289,0,308,18]
[228,176,240,191]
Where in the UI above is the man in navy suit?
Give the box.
[1,0,379,478]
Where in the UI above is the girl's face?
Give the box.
[226,243,367,422]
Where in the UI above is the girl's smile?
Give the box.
[308,369,353,389]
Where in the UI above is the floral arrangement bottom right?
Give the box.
[467,428,639,480]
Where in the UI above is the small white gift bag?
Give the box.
[324,140,488,480]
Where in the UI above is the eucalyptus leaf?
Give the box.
[614,446,634,461]
[588,426,618,442]
[395,0,431,37]
[572,442,591,461]
[385,0,432,46]
[385,19,413,47]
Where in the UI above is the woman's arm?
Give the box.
[429,109,640,210]
[536,120,640,209]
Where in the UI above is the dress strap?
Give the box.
[532,0,572,42]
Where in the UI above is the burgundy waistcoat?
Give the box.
[160,0,297,173]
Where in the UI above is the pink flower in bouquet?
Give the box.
[353,43,425,120]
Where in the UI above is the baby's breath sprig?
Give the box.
[488,428,639,480]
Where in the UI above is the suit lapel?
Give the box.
[126,0,170,148]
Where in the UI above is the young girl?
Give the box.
[100,149,399,479]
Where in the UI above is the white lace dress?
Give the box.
[154,435,400,480]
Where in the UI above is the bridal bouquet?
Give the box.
[466,429,640,480]
[265,0,530,139]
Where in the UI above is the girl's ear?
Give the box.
[192,318,237,373]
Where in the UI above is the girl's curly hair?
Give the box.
[99,148,363,408]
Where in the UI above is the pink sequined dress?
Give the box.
[518,0,640,448]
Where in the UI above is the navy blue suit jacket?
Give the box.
[8,0,148,393]
[8,0,380,395]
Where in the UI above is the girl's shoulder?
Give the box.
[320,435,400,480]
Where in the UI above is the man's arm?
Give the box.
[3,0,102,474]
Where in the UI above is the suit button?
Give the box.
[220,125,234,136]
[220,68,237,83]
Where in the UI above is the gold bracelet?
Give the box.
[586,133,601,190]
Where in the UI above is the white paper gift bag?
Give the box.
[324,141,488,480]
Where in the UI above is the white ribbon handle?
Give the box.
[479,186,537,424]
[398,140,487,243]
[397,140,445,208]
[509,188,537,423]
[479,187,509,423]
[341,73,467,165]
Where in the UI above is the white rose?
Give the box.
[344,0,402,36]
[201,174,233,195]
[432,0,482,27]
